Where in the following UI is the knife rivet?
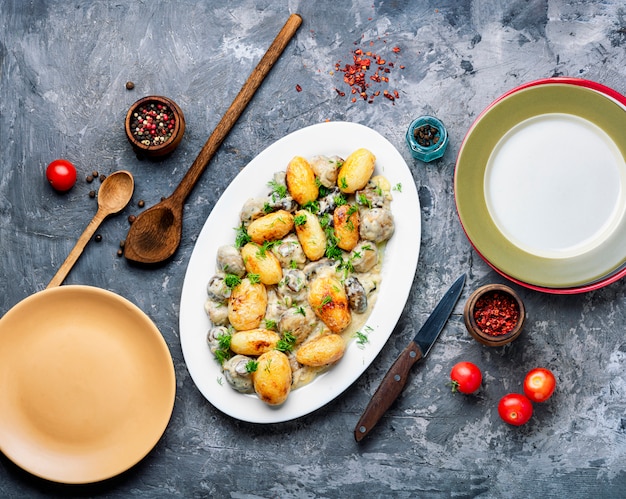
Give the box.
[410,351,416,358]
[358,426,367,434]
[394,374,401,382]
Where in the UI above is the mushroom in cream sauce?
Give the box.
[223,354,255,393]
[359,207,395,243]
[216,245,246,277]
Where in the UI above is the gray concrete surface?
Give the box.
[1,0,625,497]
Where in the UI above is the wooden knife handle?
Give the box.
[354,341,423,442]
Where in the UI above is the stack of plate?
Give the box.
[455,78,626,294]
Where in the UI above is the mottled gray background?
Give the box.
[1,0,626,497]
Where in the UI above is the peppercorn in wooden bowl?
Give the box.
[125,96,185,157]
[463,283,525,346]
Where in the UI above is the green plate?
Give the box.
[455,84,626,288]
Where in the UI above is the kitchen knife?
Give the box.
[354,273,466,442]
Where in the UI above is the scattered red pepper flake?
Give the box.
[334,39,404,105]
[473,291,520,336]
[295,84,302,92]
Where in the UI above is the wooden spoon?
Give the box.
[123,13,303,265]
[47,170,135,288]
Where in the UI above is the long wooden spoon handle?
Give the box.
[171,13,302,203]
[47,209,107,288]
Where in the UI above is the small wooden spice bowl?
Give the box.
[463,284,526,347]
[125,95,185,158]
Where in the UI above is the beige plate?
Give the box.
[0,285,176,484]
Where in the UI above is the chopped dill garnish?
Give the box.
[302,200,320,213]
[248,273,261,284]
[234,223,251,248]
[357,193,372,208]
[294,214,307,226]
[268,179,288,199]
[334,193,347,206]
[263,318,277,330]
[354,330,369,347]
[214,331,232,365]
[276,332,297,352]
[246,360,259,373]
[224,273,242,289]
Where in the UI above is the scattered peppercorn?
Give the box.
[138,200,145,208]
[119,239,125,249]
[129,102,176,147]
[94,234,102,243]
[86,175,94,183]
[88,190,96,198]
[117,248,124,257]
[473,291,520,336]
[99,174,106,182]
[126,81,135,90]
[413,124,441,148]
[92,170,99,178]
[128,215,136,224]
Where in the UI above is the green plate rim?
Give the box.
[455,84,626,288]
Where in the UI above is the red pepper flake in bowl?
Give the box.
[473,291,520,336]
[463,284,526,347]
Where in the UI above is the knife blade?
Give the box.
[354,273,466,442]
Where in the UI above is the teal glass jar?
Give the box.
[405,115,448,162]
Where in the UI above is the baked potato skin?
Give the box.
[307,275,351,333]
[247,210,294,244]
[337,148,376,194]
[230,329,281,356]
[286,156,319,205]
[294,209,327,261]
[296,333,346,367]
[253,350,292,406]
[241,242,283,285]
[228,278,268,331]
[333,204,360,251]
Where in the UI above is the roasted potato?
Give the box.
[296,333,346,367]
[253,350,292,405]
[338,148,376,194]
[228,278,268,331]
[247,210,294,244]
[294,209,327,261]
[241,242,283,285]
[230,328,281,356]
[308,275,351,333]
[333,204,360,251]
[286,156,319,205]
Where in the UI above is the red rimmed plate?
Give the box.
[455,78,626,294]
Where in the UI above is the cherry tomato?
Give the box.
[498,393,533,426]
[450,361,482,394]
[523,368,556,403]
[46,159,77,192]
